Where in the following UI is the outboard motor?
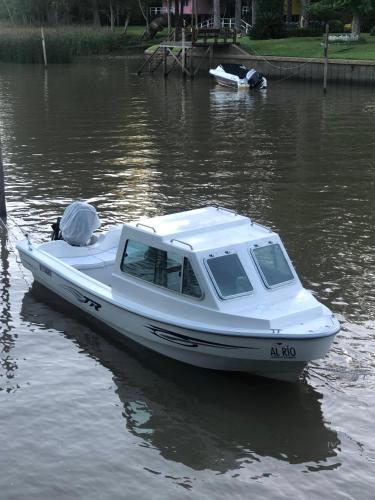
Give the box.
[51,217,62,241]
[246,69,267,89]
[54,201,101,246]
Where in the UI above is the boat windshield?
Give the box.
[206,254,253,299]
[252,244,294,288]
[121,240,202,298]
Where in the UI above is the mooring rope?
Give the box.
[248,44,325,72]
[0,216,32,288]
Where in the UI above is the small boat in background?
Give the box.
[209,63,267,90]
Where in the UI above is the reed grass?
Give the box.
[0,25,163,64]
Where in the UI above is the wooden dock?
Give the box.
[137,28,239,78]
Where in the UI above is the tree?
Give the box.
[0,0,140,26]
[249,0,285,39]
[213,0,220,29]
[309,0,375,36]
[286,0,292,22]
[234,0,241,30]
[300,0,310,28]
[252,0,257,24]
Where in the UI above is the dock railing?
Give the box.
[198,17,251,35]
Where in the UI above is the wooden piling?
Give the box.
[0,134,6,218]
[41,27,48,68]
[209,45,213,69]
[163,46,167,77]
[323,23,329,93]
[181,28,186,77]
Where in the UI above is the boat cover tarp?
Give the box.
[60,201,101,246]
[220,64,249,79]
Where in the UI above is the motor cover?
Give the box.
[60,201,101,246]
[246,69,265,89]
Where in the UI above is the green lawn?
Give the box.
[145,33,375,61]
[239,34,375,61]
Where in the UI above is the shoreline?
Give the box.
[141,44,375,85]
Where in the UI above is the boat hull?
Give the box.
[18,246,337,383]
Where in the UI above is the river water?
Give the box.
[0,59,374,500]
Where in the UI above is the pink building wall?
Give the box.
[161,1,212,16]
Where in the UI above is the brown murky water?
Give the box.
[0,59,374,499]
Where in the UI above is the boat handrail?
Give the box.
[136,222,156,233]
[170,239,194,251]
[251,221,273,233]
[214,205,237,215]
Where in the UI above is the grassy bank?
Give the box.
[146,34,375,61]
[240,34,375,60]
[0,25,166,63]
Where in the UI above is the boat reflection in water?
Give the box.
[209,85,268,109]
[21,283,340,473]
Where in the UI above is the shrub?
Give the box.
[328,20,344,33]
[286,27,323,37]
[249,0,285,39]
[370,26,375,36]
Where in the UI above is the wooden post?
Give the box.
[0,134,6,218]
[182,28,186,77]
[189,46,194,78]
[41,27,48,68]
[209,44,213,69]
[167,0,171,38]
[163,46,167,77]
[323,23,329,93]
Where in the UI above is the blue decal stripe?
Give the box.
[147,324,258,350]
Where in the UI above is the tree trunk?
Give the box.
[138,0,150,35]
[352,12,361,37]
[116,3,120,26]
[2,0,14,24]
[174,0,180,40]
[124,12,130,33]
[167,0,171,35]
[251,0,257,26]
[300,0,310,28]
[286,0,292,23]
[92,0,101,25]
[213,0,220,29]
[235,0,241,31]
[109,0,114,31]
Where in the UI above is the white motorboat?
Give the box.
[16,204,339,382]
[209,63,268,90]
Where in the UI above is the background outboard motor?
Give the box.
[246,69,266,89]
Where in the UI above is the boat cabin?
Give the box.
[110,206,298,306]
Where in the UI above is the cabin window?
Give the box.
[206,254,253,299]
[252,244,294,288]
[121,240,202,298]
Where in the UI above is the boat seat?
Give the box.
[38,227,121,270]
[59,248,117,270]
